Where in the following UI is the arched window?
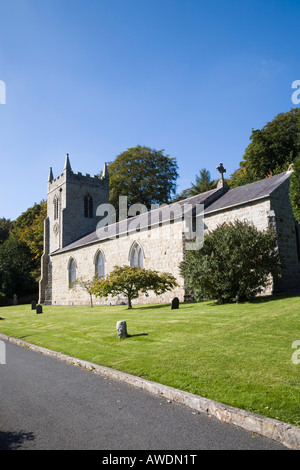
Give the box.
[95,250,105,278]
[53,195,59,220]
[68,258,77,287]
[130,242,144,268]
[84,195,93,218]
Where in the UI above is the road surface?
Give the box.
[0,340,287,451]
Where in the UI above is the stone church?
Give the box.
[39,155,300,306]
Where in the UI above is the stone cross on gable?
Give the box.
[216,163,226,184]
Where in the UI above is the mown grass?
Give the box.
[0,294,299,427]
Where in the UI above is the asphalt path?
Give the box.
[0,340,287,451]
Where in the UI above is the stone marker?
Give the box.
[171,297,179,309]
[13,294,18,305]
[31,301,36,310]
[116,321,128,339]
[36,305,43,314]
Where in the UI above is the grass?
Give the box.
[0,294,299,427]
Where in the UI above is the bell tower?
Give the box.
[39,154,109,304]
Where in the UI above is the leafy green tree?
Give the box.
[11,201,46,277]
[230,108,300,188]
[108,146,179,214]
[180,220,280,304]
[0,218,13,245]
[290,155,300,223]
[92,265,177,309]
[71,276,98,307]
[189,168,216,196]
[173,168,216,201]
[0,237,38,298]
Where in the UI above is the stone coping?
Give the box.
[1,332,299,450]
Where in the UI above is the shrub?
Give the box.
[180,220,281,303]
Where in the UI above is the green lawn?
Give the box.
[0,294,299,427]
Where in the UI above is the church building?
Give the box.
[39,155,300,306]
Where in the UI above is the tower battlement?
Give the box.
[46,153,110,252]
[48,155,109,193]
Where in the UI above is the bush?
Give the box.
[180,220,281,304]
[0,292,9,307]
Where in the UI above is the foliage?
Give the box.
[0,237,38,298]
[0,292,8,306]
[189,168,216,196]
[71,276,98,307]
[173,168,217,201]
[180,220,281,303]
[0,218,13,245]
[229,108,300,188]
[92,265,177,308]
[290,155,300,223]
[11,201,47,271]
[107,146,179,214]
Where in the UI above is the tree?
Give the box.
[91,265,178,309]
[172,168,216,202]
[11,201,47,277]
[0,218,13,245]
[290,155,300,223]
[108,146,179,215]
[180,220,280,304]
[71,276,97,307]
[189,168,216,196]
[0,237,38,298]
[229,108,300,188]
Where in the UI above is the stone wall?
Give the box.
[50,219,185,306]
[47,170,109,252]
[269,179,300,293]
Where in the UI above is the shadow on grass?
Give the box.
[250,293,300,303]
[127,333,148,338]
[132,303,199,311]
[204,292,300,307]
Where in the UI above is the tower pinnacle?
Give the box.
[48,167,54,183]
[64,153,72,173]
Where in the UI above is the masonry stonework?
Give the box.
[51,220,185,306]
[39,160,300,307]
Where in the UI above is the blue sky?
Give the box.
[0,0,299,220]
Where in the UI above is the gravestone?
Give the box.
[13,294,18,305]
[171,297,179,309]
[36,305,43,314]
[116,321,128,339]
[31,301,36,310]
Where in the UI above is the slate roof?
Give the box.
[53,187,221,254]
[205,171,291,215]
[52,171,291,255]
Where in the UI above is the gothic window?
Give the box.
[68,258,77,287]
[95,250,105,278]
[53,195,59,220]
[84,195,93,219]
[130,242,144,268]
